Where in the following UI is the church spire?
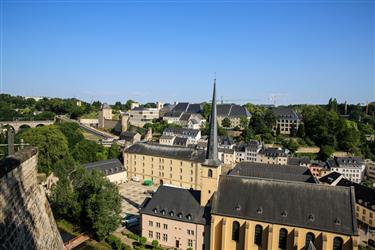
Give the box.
[206,79,218,162]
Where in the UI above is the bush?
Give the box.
[151,240,159,248]
[126,233,140,241]
[139,236,147,245]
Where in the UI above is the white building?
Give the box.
[84,158,127,184]
[162,127,201,145]
[326,156,366,184]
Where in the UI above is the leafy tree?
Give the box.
[249,113,270,134]
[151,240,159,248]
[290,123,297,137]
[297,123,306,138]
[221,117,231,128]
[92,101,102,110]
[264,109,276,128]
[318,145,335,161]
[72,140,107,164]
[18,125,69,174]
[57,122,84,149]
[124,100,136,111]
[242,128,255,143]
[139,237,147,246]
[276,125,281,136]
[239,116,249,129]
[108,143,121,159]
[202,103,211,120]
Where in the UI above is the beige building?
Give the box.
[210,175,359,250]
[124,142,221,206]
[271,107,302,135]
[216,104,251,129]
[140,186,207,250]
[126,107,159,127]
[256,147,288,165]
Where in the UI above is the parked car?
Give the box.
[131,176,140,182]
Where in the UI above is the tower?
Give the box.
[200,79,222,206]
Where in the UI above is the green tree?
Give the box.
[57,122,84,149]
[202,103,211,120]
[18,125,69,174]
[108,143,121,159]
[264,109,276,129]
[290,123,297,137]
[239,116,249,129]
[297,123,306,138]
[318,145,335,161]
[72,140,107,164]
[276,125,281,136]
[151,240,159,248]
[221,117,231,128]
[139,236,147,246]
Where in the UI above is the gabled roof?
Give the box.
[217,104,251,118]
[172,102,190,112]
[260,147,288,157]
[271,107,300,120]
[287,156,311,166]
[229,162,317,183]
[327,156,365,169]
[120,131,140,141]
[211,175,358,236]
[163,127,200,138]
[140,185,207,225]
[124,142,206,163]
[173,137,188,146]
[84,158,125,176]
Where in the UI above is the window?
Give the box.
[305,232,315,248]
[188,239,193,247]
[149,231,153,238]
[163,233,168,242]
[254,225,262,246]
[163,224,168,229]
[149,221,153,226]
[278,228,288,250]
[156,222,160,228]
[232,221,240,242]
[208,169,213,178]
[156,232,160,240]
[333,237,343,250]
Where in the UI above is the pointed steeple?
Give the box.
[206,79,218,162]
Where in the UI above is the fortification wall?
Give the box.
[0,147,64,250]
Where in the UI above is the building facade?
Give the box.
[327,157,365,184]
[126,107,160,127]
[271,107,302,135]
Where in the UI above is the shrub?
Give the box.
[151,240,159,248]
[139,236,147,246]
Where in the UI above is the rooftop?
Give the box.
[140,185,207,225]
[229,162,317,183]
[271,107,300,120]
[211,175,358,236]
[84,158,125,176]
[124,142,206,163]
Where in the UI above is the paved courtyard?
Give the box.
[118,181,158,216]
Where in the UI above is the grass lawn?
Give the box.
[74,241,112,250]
[56,219,81,237]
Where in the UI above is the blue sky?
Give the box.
[1,1,374,105]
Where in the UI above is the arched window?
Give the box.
[333,237,343,250]
[232,221,240,242]
[278,228,288,250]
[254,225,262,246]
[305,232,315,248]
[208,169,213,178]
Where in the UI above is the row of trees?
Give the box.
[15,122,122,239]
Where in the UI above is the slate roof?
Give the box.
[229,162,317,183]
[260,147,288,157]
[327,156,365,169]
[84,158,125,176]
[102,103,111,109]
[271,107,300,120]
[173,137,188,146]
[140,185,207,225]
[211,175,358,236]
[218,136,235,146]
[179,113,192,121]
[124,142,206,163]
[164,111,183,118]
[217,104,251,118]
[120,131,139,141]
[172,103,190,112]
[287,157,311,166]
[163,127,200,138]
[319,172,342,185]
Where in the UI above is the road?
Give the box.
[57,116,119,140]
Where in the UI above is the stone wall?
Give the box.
[0,147,64,250]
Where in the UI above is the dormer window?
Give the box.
[281,211,288,217]
[256,207,263,214]
[161,210,166,215]
[153,208,158,214]
[334,218,341,225]
[308,214,315,222]
[178,213,183,219]
[170,211,174,217]
[187,214,192,220]
[235,204,241,211]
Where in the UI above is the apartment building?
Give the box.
[256,147,288,165]
[126,107,160,127]
[216,104,251,129]
[162,127,201,145]
[326,156,365,184]
[271,107,302,135]
[140,186,207,250]
[83,158,127,184]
